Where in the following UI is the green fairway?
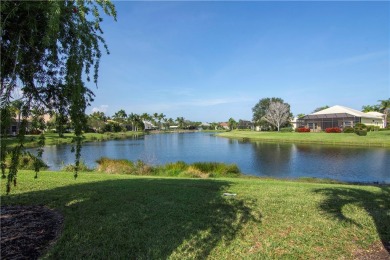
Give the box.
[218,130,390,147]
[1,171,389,259]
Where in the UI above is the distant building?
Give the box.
[237,120,253,130]
[143,120,156,130]
[219,122,229,130]
[298,105,386,131]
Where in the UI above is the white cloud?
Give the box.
[92,105,109,113]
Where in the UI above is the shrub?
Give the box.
[366,126,380,132]
[325,127,341,133]
[295,127,310,133]
[343,127,355,133]
[61,160,93,172]
[191,162,240,176]
[164,161,188,171]
[96,157,134,174]
[4,154,48,170]
[354,123,367,129]
[355,130,367,136]
[280,127,293,132]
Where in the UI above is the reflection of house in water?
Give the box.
[297,105,386,131]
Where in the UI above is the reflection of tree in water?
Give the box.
[251,142,293,177]
[315,186,390,254]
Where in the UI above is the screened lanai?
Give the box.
[298,113,361,131]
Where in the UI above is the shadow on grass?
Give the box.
[2,178,261,259]
[314,186,390,254]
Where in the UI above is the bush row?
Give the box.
[295,127,310,132]
[325,127,341,133]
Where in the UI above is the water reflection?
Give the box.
[251,142,293,177]
[35,132,390,183]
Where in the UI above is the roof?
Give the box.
[365,111,385,117]
[309,105,382,119]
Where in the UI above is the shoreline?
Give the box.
[217,130,390,148]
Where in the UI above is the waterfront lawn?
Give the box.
[1,171,389,259]
[218,130,390,147]
[2,131,144,148]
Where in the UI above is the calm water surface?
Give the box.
[39,132,390,183]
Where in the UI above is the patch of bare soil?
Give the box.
[354,241,390,260]
[1,206,63,260]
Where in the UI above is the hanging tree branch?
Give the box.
[1,0,116,193]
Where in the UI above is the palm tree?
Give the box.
[113,109,127,123]
[378,99,390,113]
[176,117,185,129]
[158,113,166,130]
[127,113,137,131]
[10,100,24,135]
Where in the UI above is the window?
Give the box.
[344,121,352,127]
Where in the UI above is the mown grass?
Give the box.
[218,130,390,147]
[2,131,144,148]
[1,171,389,259]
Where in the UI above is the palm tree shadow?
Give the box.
[314,186,390,254]
[3,178,261,258]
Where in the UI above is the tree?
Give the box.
[252,97,290,130]
[1,1,116,192]
[296,113,306,119]
[87,112,107,133]
[262,101,291,132]
[362,105,380,112]
[112,109,127,123]
[228,118,237,130]
[176,117,185,129]
[378,99,390,114]
[312,105,329,113]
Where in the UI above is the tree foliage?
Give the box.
[262,101,291,132]
[252,97,291,130]
[312,105,329,113]
[1,1,116,193]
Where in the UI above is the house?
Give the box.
[4,114,52,136]
[219,122,230,130]
[143,120,156,131]
[298,105,386,131]
[237,120,253,130]
[290,117,300,130]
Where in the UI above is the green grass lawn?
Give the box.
[2,131,144,148]
[218,130,390,147]
[1,171,389,259]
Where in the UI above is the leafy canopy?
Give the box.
[1,1,116,193]
[252,97,291,129]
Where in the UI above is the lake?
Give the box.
[38,132,390,183]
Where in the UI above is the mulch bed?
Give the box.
[0,206,63,260]
[0,205,389,259]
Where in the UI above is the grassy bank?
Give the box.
[1,171,389,259]
[218,130,390,147]
[2,131,144,148]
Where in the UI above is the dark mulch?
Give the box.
[0,206,63,260]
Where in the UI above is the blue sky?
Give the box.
[87,1,389,122]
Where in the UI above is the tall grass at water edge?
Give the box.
[95,158,241,178]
